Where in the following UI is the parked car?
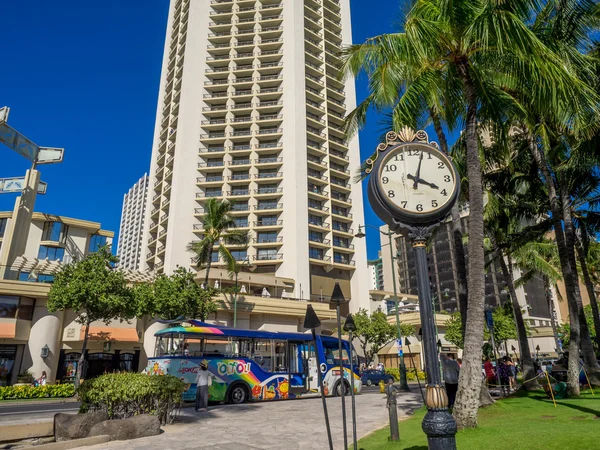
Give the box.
[360,370,394,386]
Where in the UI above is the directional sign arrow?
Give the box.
[0,177,47,195]
[0,122,39,162]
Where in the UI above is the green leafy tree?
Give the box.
[188,199,249,287]
[134,267,219,321]
[445,305,520,351]
[349,309,414,368]
[47,246,134,387]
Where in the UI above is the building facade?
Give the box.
[117,174,149,270]
[139,0,369,314]
[0,212,117,386]
[367,257,384,291]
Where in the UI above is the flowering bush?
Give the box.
[0,383,75,400]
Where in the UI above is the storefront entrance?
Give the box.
[57,350,140,382]
[0,345,17,386]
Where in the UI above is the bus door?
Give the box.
[288,341,309,395]
[306,341,319,391]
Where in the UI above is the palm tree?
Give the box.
[189,199,248,287]
[342,0,584,428]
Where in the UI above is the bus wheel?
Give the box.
[366,379,373,387]
[334,380,350,396]
[228,384,248,404]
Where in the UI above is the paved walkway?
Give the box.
[79,389,423,450]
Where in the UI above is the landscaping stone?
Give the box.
[54,410,108,441]
[88,415,160,441]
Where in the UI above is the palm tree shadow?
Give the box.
[530,394,600,417]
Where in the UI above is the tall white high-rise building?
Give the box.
[118,174,149,270]
[140,0,369,312]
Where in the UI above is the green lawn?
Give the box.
[358,390,599,450]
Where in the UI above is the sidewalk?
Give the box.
[0,397,77,408]
[77,390,423,450]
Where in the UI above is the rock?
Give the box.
[88,415,160,441]
[54,410,108,441]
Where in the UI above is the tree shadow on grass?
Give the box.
[530,394,600,417]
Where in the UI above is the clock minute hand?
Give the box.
[412,152,424,189]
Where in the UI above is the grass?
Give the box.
[357,389,599,450]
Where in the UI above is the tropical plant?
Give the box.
[342,0,588,428]
[189,199,249,287]
[557,305,598,352]
[47,246,135,387]
[0,383,75,400]
[134,266,219,321]
[77,372,185,425]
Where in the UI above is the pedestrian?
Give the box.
[195,360,212,412]
[484,357,496,386]
[440,354,460,409]
[498,357,512,397]
[456,358,462,368]
[37,371,47,386]
[505,357,516,391]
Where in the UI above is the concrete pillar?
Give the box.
[21,302,64,382]
[0,169,40,279]
[140,318,167,371]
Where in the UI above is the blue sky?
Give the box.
[0,0,429,260]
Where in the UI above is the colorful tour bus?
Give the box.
[145,320,362,404]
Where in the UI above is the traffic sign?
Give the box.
[0,122,39,162]
[37,147,65,164]
[0,106,9,123]
[0,177,47,195]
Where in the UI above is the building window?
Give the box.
[0,296,19,318]
[38,245,65,261]
[19,272,55,284]
[42,221,68,243]
[0,218,7,238]
[17,297,35,320]
[88,234,107,253]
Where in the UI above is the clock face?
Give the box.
[376,143,457,216]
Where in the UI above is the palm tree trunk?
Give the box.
[575,233,600,353]
[430,110,468,335]
[203,243,215,287]
[544,276,561,353]
[76,320,91,388]
[560,185,600,384]
[498,254,539,390]
[526,131,581,394]
[453,60,486,430]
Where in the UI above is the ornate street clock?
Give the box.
[366,128,460,230]
[365,127,459,449]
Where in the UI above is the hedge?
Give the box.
[77,373,186,425]
[386,367,426,381]
[0,383,75,400]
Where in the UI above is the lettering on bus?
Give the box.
[217,361,252,376]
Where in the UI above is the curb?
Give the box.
[0,398,78,409]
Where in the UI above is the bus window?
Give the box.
[274,341,287,372]
[155,336,167,357]
[289,343,303,374]
[184,338,203,357]
[252,340,273,372]
[322,340,349,366]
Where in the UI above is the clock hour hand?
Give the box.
[412,152,424,189]
[407,174,439,190]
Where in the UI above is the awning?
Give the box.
[0,322,16,339]
[83,327,139,342]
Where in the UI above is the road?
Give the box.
[0,386,388,423]
[0,400,79,423]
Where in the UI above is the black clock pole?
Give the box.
[410,230,457,450]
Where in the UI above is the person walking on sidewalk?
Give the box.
[195,360,212,412]
[440,354,460,409]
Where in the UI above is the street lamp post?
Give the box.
[355,224,410,391]
[343,313,358,450]
[330,283,349,450]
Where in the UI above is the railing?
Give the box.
[332,224,353,234]
[253,236,283,244]
[229,174,251,180]
[197,191,223,198]
[228,189,250,196]
[254,220,283,227]
[333,241,355,249]
[255,172,283,179]
[230,159,251,165]
[254,203,283,210]
[309,254,331,262]
[257,128,283,134]
[197,176,224,182]
[309,220,330,228]
[255,157,283,164]
[255,142,282,149]
[334,257,355,266]
[253,253,283,261]
[255,187,283,195]
[309,237,331,245]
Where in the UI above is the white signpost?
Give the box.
[0,177,47,195]
[0,106,9,123]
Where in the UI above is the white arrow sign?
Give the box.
[0,177,47,195]
[37,147,64,164]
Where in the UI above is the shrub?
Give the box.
[0,383,75,400]
[406,370,426,381]
[386,368,400,381]
[16,370,35,383]
[385,368,426,381]
[77,373,186,425]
